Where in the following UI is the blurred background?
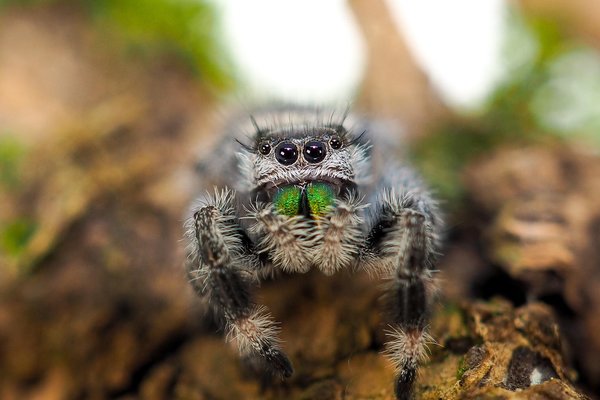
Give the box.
[1,0,600,399]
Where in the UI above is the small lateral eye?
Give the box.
[259,142,271,155]
[330,136,342,149]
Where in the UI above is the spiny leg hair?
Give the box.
[248,202,319,273]
[185,188,293,378]
[313,193,366,275]
[247,194,366,275]
[363,188,440,400]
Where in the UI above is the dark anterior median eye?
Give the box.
[275,142,298,165]
[303,141,326,163]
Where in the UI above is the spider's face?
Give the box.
[238,120,368,218]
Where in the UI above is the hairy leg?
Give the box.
[362,187,441,400]
[185,189,293,378]
[313,193,366,275]
[248,203,318,273]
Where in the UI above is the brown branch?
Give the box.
[349,0,449,138]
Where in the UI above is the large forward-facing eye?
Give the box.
[303,141,326,163]
[275,142,298,165]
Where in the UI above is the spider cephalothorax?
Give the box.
[237,117,370,204]
[185,106,442,400]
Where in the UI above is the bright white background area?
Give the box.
[388,0,505,107]
[214,0,506,109]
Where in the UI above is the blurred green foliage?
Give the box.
[0,0,234,90]
[0,135,35,258]
[414,10,600,211]
[0,134,25,189]
[0,219,37,258]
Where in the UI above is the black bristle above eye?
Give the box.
[235,138,254,152]
[348,130,367,146]
[249,115,261,133]
[330,123,348,134]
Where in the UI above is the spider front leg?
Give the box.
[185,189,293,378]
[363,188,441,400]
[248,203,317,274]
[314,193,366,275]
[249,192,366,276]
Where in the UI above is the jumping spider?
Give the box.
[185,106,443,399]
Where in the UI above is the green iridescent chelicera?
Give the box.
[273,182,335,217]
[306,182,335,217]
[273,185,302,217]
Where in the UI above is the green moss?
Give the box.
[456,356,467,381]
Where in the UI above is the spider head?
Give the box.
[236,111,369,217]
